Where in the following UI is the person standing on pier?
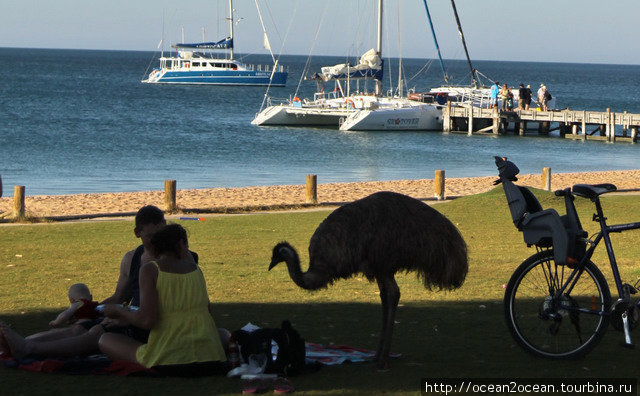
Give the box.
[490,81,500,109]
[500,84,510,111]
[537,84,548,111]
[518,84,530,110]
[524,85,532,110]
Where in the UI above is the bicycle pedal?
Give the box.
[620,342,635,349]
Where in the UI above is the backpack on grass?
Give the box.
[232,320,306,376]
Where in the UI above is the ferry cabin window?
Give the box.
[192,62,201,67]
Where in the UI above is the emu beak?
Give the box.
[268,260,277,271]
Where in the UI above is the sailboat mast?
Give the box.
[450,0,476,88]
[375,0,383,96]
[422,0,448,84]
[228,0,235,60]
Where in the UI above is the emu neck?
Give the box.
[284,255,328,290]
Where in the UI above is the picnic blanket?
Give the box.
[304,342,400,365]
[0,342,398,376]
[1,355,153,376]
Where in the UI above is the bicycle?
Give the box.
[494,156,640,359]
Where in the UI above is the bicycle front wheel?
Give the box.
[504,250,611,359]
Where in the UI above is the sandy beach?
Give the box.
[1,170,640,220]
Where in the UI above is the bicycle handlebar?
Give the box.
[554,188,571,197]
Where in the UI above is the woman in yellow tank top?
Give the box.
[98,224,228,374]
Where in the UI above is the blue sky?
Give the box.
[1,0,638,65]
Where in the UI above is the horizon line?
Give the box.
[1,45,639,68]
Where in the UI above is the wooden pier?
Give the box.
[442,102,640,143]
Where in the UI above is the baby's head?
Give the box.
[68,283,92,303]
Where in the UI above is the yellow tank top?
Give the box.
[135,262,227,367]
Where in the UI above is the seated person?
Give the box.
[98,224,228,374]
[0,205,168,359]
[23,283,100,343]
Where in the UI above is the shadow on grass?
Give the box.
[2,300,640,395]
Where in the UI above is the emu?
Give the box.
[269,191,468,368]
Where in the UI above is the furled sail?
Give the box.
[172,37,233,50]
[320,48,383,81]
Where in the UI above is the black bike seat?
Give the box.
[572,183,617,199]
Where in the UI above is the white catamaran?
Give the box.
[143,0,287,86]
[252,0,459,131]
[251,0,399,127]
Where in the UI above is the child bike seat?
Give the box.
[494,156,586,266]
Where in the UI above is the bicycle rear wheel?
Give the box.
[504,250,611,359]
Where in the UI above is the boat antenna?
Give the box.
[421,0,448,84]
[228,0,234,60]
[161,9,165,58]
[375,0,383,96]
[450,0,477,88]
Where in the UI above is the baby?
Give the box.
[0,283,101,358]
[20,283,101,345]
[48,283,100,329]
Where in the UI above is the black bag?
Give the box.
[233,320,306,376]
[545,91,552,100]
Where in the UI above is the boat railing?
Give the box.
[455,90,491,108]
[313,91,341,101]
[265,96,291,107]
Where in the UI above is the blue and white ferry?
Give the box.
[142,0,287,86]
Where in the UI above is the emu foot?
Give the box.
[373,354,390,371]
[375,359,390,371]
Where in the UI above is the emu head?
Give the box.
[269,241,295,271]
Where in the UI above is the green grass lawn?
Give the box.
[1,187,640,395]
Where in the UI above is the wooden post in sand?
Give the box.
[434,170,445,201]
[542,167,551,191]
[164,179,177,212]
[306,174,317,204]
[14,185,25,218]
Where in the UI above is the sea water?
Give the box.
[1,47,639,195]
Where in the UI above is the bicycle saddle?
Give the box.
[572,184,617,199]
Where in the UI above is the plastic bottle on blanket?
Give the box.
[228,335,240,368]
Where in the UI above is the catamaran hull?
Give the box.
[252,105,348,126]
[143,70,287,86]
[339,104,443,131]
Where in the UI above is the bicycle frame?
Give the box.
[556,194,640,315]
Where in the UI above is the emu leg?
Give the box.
[375,278,389,362]
[376,276,400,369]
